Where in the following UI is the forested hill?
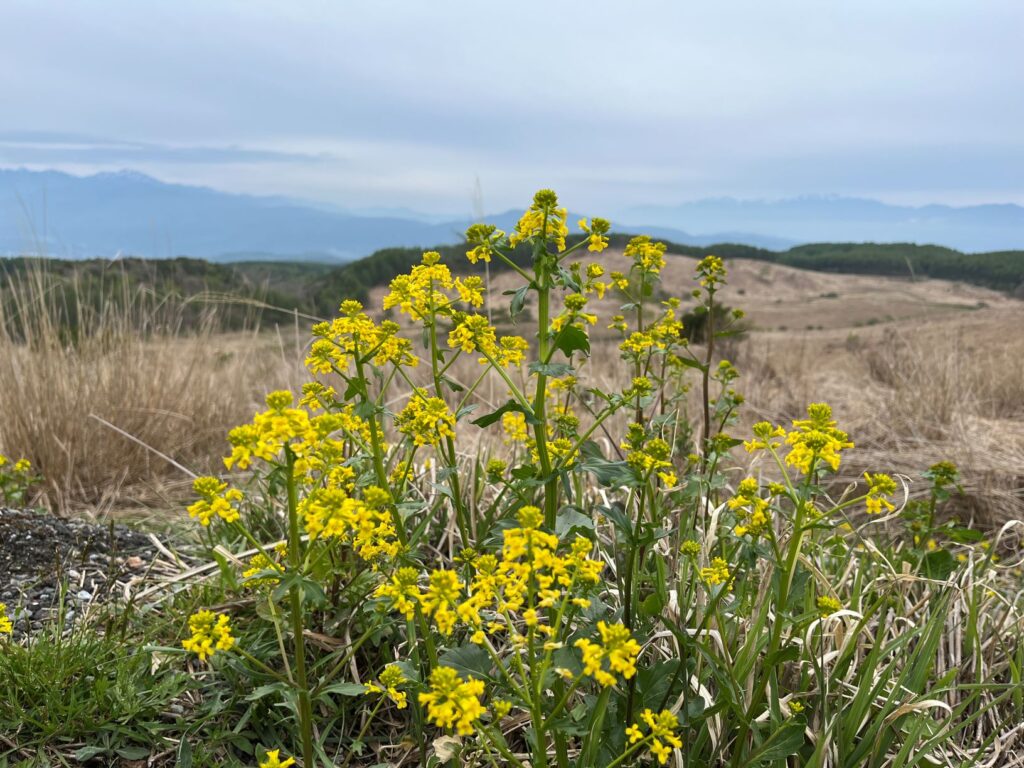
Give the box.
[3,238,1021,332]
[307,237,1024,314]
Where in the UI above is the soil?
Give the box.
[0,507,161,636]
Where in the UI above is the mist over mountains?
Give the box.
[0,168,1021,261]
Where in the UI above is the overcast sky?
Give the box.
[2,0,1021,214]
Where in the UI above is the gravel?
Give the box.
[0,507,161,637]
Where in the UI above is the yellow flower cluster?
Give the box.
[258,750,295,768]
[578,217,611,252]
[864,472,898,514]
[181,610,235,661]
[307,299,418,373]
[300,485,399,563]
[575,620,642,687]
[622,423,676,486]
[729,478,771,537]
[626,708,683,765]
[241,542,287,587]
[224,390,316,470]
[448,313,529,367]
[700,557,731,589]
[395,390,457,447]
[696,254,726,288]
[817,595,842,617]
[509,189,569,252]
[465,223,503,264]
[376,506,603,641]
[0,455,31,474]
[785,403,854,474]
[365,663,409,709]
[418,666,487,735]
[625,235,667,274]
[186,476,243,527]
[0,603,12,635]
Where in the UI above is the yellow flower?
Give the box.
[579,217,611,252]
[700,558,731,589]
[625,235,667,274]
[0,603,12,635]
[418,667,486,735]
[627,709,683,765]
[375,567,422,619]
[395,391,456,447]
[501,411,529,444]
[259,750,295,768]
[181,610,235,661]
[784,403,853,474]
[864,472,897,515]
[421,569,464,635]
[574,621,641,687]
[365,664,409,709]
[186,476,243,527]
[817,595,842,617]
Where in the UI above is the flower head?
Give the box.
[181,610,235,661]
[418,667,486,735]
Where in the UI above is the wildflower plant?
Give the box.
[179,190,1023,767]
[0,454,40,506]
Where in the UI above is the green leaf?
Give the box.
[580,441,637,488]
[923,549,957,580]
[439,644,493,681]
[471,399,539,428]
[246,682,290,702]
[553,325,590,359]
[555,508,594,538]
[506,284,530,320]
[747,720,805,763]
[75,746,107,761]
[176,739,193,768]
[116,746,152,760]
[529,361,574,378]
[320,682,368,697]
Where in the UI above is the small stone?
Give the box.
[75,590,92,601]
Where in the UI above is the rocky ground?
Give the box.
[0,507,166,637]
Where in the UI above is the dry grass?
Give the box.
[0,261,308,513]
[2,252,1022,528]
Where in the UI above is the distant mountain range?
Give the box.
[621,197,1024,253]
[0,168,1021,260]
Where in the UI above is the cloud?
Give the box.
[0,0,1021,210]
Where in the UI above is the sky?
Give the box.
[1,0,1022,214]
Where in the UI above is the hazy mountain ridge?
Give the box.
[623,195,1024,252]
[1,169,1021,260]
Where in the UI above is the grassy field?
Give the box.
[1,213,1022,767]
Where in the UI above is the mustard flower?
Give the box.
[259,750,295,768]
[375,567,422,619]
[0,603,12,635]
[365,664,409,709]
[575,621,641,687]
[182,610,235,661]
[395,391,456,447]
[729,477,771,537]
[626,708,683,765]
[625,235,667,274]
[501,411,529,444]
[696,254,726,288]
[817,595,842,617]
[509,189,569,252]
[579,217,611,252]
[421,569,464,636]
[864,472,897,515]
[784,403,853,474]
[186,476,243,526]
[700,557,731,589]
[418,667,487,735]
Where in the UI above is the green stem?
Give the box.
[285,448,315,768]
